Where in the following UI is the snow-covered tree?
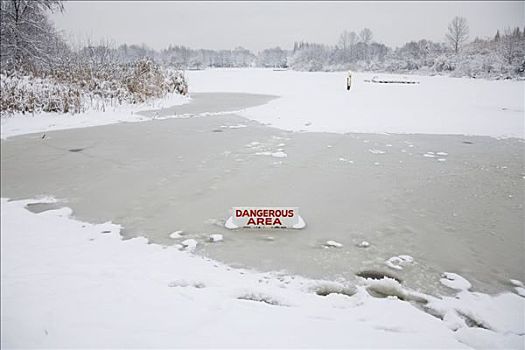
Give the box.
[446,16,469,54]
[499,27,523,66]
[257,47,287,68]
[0,0,64,72]
[231,47,256,67]
[289,43,329,71]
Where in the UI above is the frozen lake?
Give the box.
[2,68,524,297]
[187,68,524,138]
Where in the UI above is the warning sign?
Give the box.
[225,207,306,229]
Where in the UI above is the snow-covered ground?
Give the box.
[186,68,524,138]
[0,93,190,139]
[2,197,524,348]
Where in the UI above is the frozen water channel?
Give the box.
[1,92,524,297]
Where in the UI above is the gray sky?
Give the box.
[50,1,524,52]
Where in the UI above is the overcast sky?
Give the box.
[50,1,524,52]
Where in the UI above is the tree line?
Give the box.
[1,2,524,80]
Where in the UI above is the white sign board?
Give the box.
[225,207,306,229]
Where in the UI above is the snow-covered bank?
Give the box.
[1,197,524,348]
[187,68,525,138]
[0,93,190,139]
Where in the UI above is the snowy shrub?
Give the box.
[432,55,456,73]
[0,59,188,115]
[124,59,165,103]
[0,73,82,114]
[164,68,188,95]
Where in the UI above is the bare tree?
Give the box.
[0,0,64,72]
[337,30,358,61]
[359,28,373,45]
[338,30,357,50]
[446,16,469,54]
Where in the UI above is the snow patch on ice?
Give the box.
[256,151,287,158]
[385,255,414,270]
[509,279,523,287]
[208,234,223,242]
[221,124,247,129]
[514,287,525,297]
[180,239,198,251]
[440,272,472,291]
[169,230,184,239]
[357,241,370,248]
[338,157,354,164]
[324,240,343,248]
